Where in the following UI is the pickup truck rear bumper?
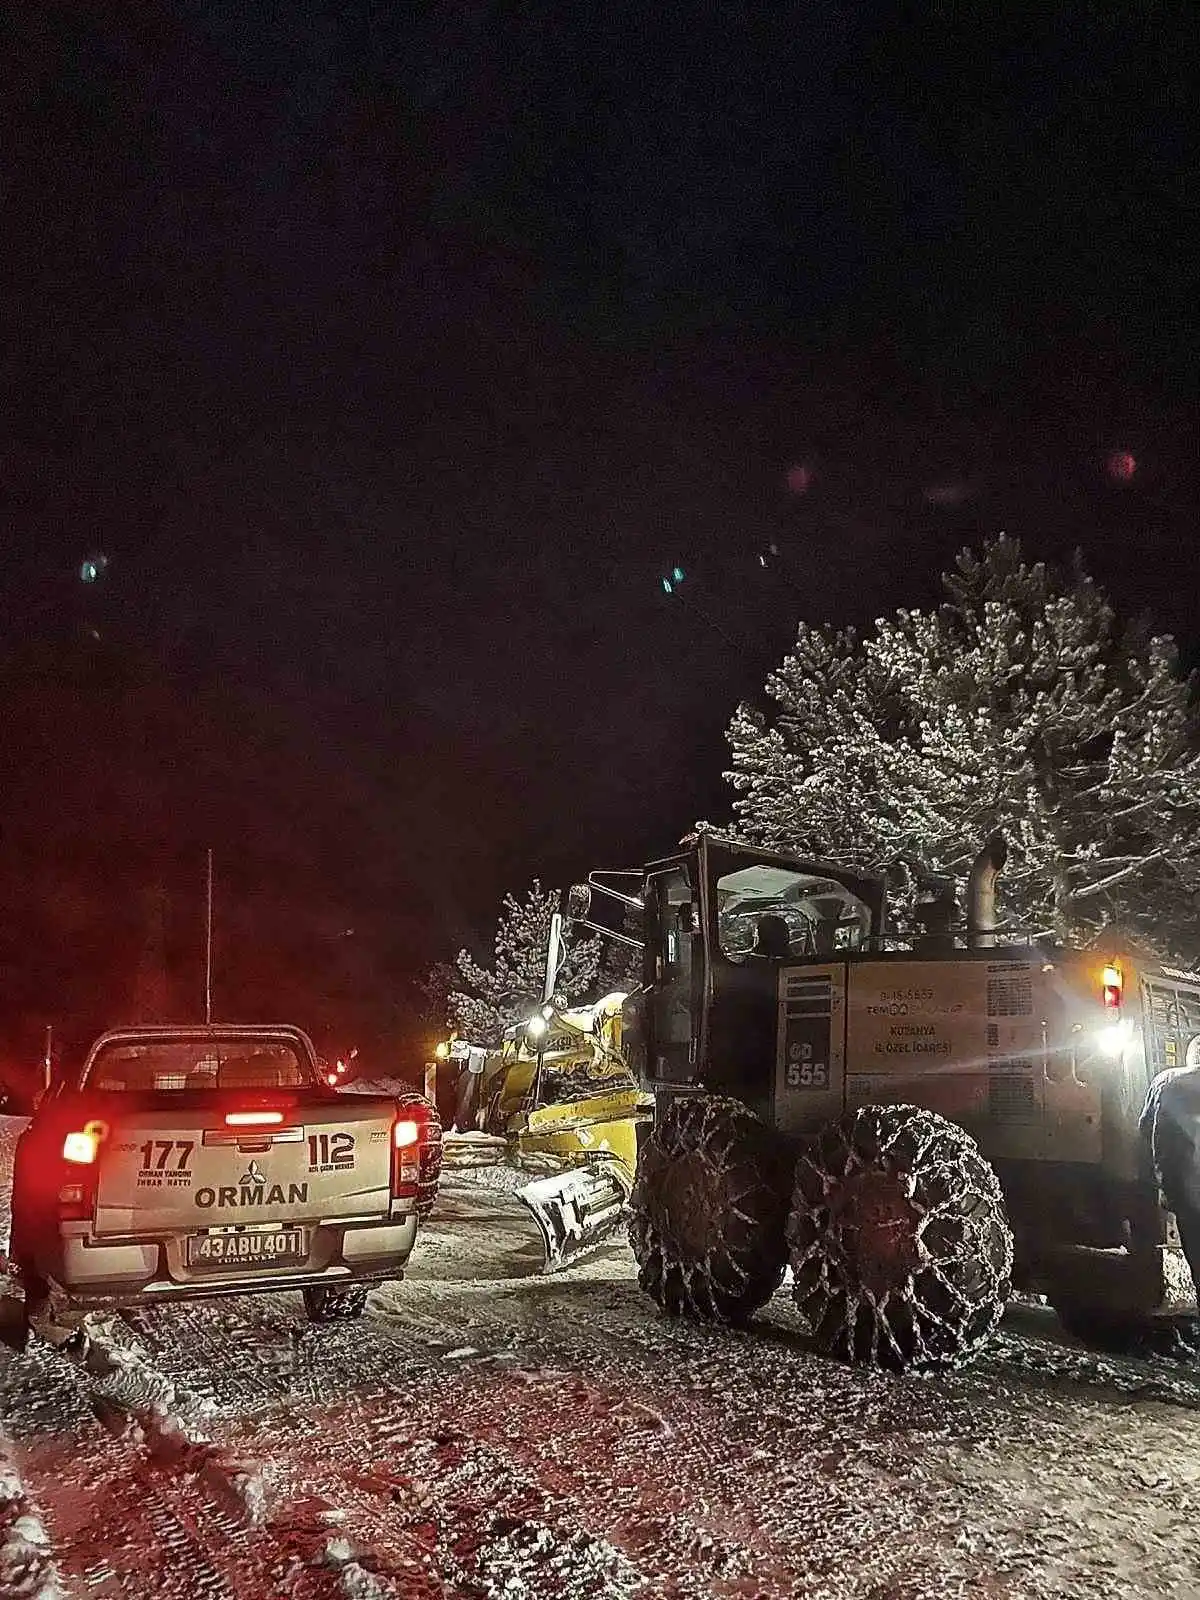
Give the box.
[29,1211,419,1305]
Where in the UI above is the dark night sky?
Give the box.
[2,2,1199,1036]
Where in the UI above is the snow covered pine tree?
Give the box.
[443,880,601,1045]
[725,534,1200,959]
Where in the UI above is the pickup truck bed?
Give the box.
[10,1025,442,1323]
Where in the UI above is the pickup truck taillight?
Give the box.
[390,1097,443,1220]
[58,1121,108,1220]
[390,1116,422,1193]
[57,1175,96,1221]
[63,1130,100,1164]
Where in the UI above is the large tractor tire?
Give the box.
[788,1103,1013,1371]
[629,1096,793,1324]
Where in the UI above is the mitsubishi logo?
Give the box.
[195,1161,307,1209]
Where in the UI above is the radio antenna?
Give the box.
[204,848,214,1024]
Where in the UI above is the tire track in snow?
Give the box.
[106,1299,649,1596]
[88,1293,670,1594]
[112,1279,980,1596]
[0,1430,65,1600]
[10,1416,364,1600]
[1,1318,359,1598]
[107,1195,994,1595]
[5,1165,1198,1596]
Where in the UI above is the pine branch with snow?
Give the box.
[726,535,1200,957]
[440,880,602,1046]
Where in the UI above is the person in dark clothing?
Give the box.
[753,913,792,959]
[1139,1037,1200,1305]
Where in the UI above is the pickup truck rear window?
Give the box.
[86,1041,310,1092]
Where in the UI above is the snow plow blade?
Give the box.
[518,1161,633,1272]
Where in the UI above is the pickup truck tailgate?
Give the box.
[94,1097,395,1237]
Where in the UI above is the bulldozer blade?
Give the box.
[518,1163,632,1273]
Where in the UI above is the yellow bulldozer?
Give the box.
[426,923,652,1268]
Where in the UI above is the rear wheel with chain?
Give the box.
[788,1103,1013,1370]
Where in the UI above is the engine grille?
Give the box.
[987,1063,1038,1123]
[783,973,834,1016]
[986,972,1033,1018]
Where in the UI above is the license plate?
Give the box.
[187,1229,305,1270]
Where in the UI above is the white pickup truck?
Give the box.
[8,1025,442,1328]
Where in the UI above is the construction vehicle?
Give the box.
[555,831,1200,1370]
[427,954,652,1269]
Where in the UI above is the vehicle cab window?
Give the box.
[86,1041,308,1092]
[716,864,872,963]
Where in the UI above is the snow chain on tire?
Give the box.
[788,1103,1013,1371]
[630,1096,794,1324]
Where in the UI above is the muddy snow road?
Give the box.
[2,1119,1200,1598]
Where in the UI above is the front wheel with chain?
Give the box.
[629,1096,794,1324]
[788,1103,1013,1371]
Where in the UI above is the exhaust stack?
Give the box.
[966,833,1007,949]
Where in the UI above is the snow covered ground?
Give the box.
[2,1113,1200,1596]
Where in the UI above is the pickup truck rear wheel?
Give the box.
[303,1283,369,1322]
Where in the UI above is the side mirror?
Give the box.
[566,884,592,920]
